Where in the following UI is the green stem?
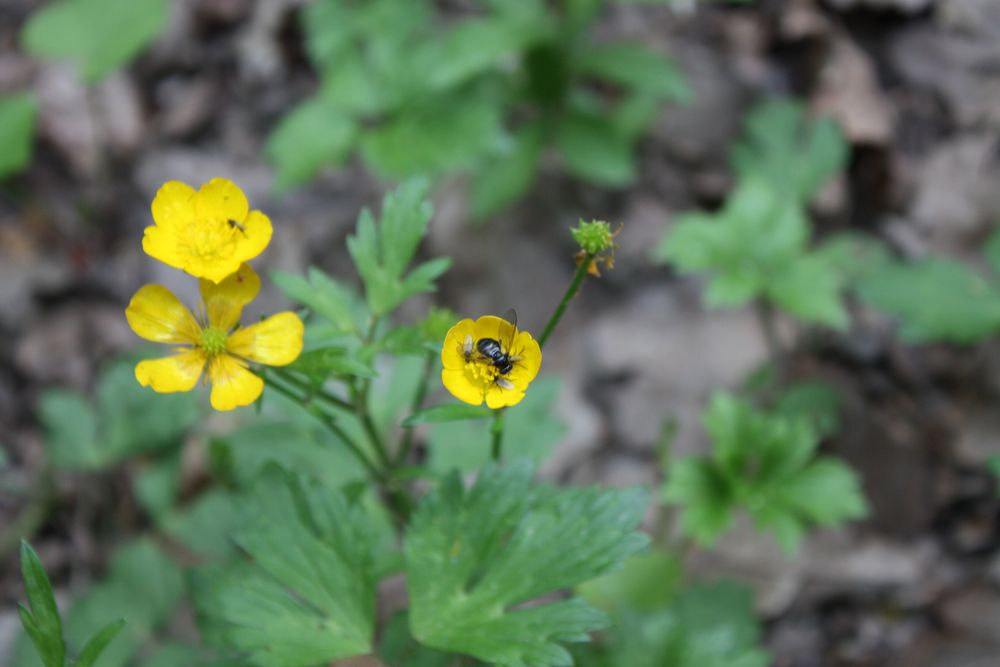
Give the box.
[349,316,393,472]
[263,370,383,482]
[755,299,786,379]
[538,252,594,349]
[271,367,353,412]
[397,350,436,466]
[490,408,506,462]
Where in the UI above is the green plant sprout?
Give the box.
[17,541,126,667]
[267,0,691,217]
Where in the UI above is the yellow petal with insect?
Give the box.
[441,319,476,370]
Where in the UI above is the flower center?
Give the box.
[200,326,229,356]
[183,219,241,258]
[465,359,500,386]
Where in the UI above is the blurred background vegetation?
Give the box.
[3,0,1000,665]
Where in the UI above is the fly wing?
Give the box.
[499,308,517,353]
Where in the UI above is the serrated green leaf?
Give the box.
[577,42,691,101]
[471,123,544,219]
[73,618,126,667]
[730,98,848,202]
[402,404,493,427]
[288,346,377,381]
[857,258,1000,343]
[406,463,650,666]
[272,267,364,335]
[197,467,376,666]
[556,110,635,187]
[21,0,167,82]
[661,458,736,545]
[265,96,356,193]
[0,93,37,179]
[18,542,64,667]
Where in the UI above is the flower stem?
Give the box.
[490,408,506,462]
[538,252,594,349]
[354,317,393,472]
[397,350,436,466]
[754,298,786,379]
[263,370,383,482]
[271,367,353,412]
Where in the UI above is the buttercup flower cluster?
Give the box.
[125,179,303,410]
[441,314,542,409]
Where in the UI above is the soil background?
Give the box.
[3,0,1000,665]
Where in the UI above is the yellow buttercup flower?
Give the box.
[125,263,303,411]
[142,178,273,283]
[441,315,542,409]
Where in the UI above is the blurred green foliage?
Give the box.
[656,98,852,329]
[267,0,690,216]
[0,93,37,179]
[21,0,167,83]
[663,392,868,553]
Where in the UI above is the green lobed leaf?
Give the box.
[0,93,37,179]
[730,98,848,202]
[406,463,650,666]
[767,254,848,328]
[265,96,356,193]
[577,549,682,615]
[288,346,377,381]
[21,0,167,82]
[18,541,65,667]
[377,612,460,667]
[857,258,1000,343]
[577,42,691,101]
[197,467,376,666]
[402,404,493,427]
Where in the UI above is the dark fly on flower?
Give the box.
[227,219,247,236]
[477,309,518,376]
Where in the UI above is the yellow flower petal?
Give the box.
[507,331,542,390]
[208,354,264,411]
[141,225,184,270]
[473,315,516,351]
[195,178,249,224]
[151,181,196,231]
[441,319,476,370]
[227,312,304,366]
[442,368,485,406]
[230,210,273,266]
[486,384,525,409]
[135,350,206,393]
[201,263,261,331]
[125,285,201,344]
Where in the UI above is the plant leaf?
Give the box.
[406,463,649,666]
[74,618,126,667]
[266,96,356,193]
[18,542,64,667]
[0,93,37,179]
[21,0,167,82]
[197,467,376,666]
[402,404,493,427]
[577,42,691,101]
